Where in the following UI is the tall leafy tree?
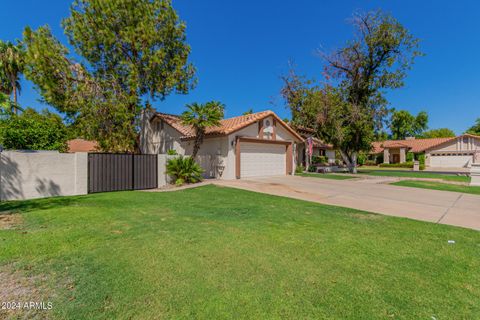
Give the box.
[0,41,24,114]
[22,26,95,117]
[22,0,195,152]
[419,128,456,138]
[62,0,195,101]
[466,118,480,136]
[181,101,224,158]
[282,10,421,172]
[389,109,428,139]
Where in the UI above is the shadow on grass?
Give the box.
[0,195,86,215]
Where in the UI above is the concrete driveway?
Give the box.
[215,175,480,231]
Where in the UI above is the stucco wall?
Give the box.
[431,139,459,152]
[0,151,88,201]
[138,109,156,154]
[138,110,185,155]
[431,136,480,152]
[158,154,177,187]
[154,122,186,155]
[184,137,229,179]
[275,122,293,141]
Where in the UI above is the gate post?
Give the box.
[75,152,88,195]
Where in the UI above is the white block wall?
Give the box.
[158,154,177,187]
[0,151,88,201]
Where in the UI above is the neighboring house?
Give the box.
[294,126,336,165]
[371,134,480,168]
[67,139,99,153]
[140,110,303,179]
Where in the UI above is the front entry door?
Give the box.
[392,154,400,163]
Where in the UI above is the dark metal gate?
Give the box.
[88,153,158,193]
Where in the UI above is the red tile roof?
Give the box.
[311,138,334,149]
[291,126,333,149]
[371,141,385,154]
[154,110,303,141]
[371,137,454,154]
[67,139,99,153]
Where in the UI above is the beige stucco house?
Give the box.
[140,110,303,179]
[371,134,480,168]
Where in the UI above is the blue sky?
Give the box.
[0,0,478,134]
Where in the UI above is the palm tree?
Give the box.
[242,108,253,115]
[181,101,225,158]
[0,41,23,114]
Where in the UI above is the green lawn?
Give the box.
[297,172,356,180]
[358,169,471,183]
[392,180,480,195]
[1,186,479,319]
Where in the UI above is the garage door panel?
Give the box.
[241,143,286,177]
[430,155,473,168]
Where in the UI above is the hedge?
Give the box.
[312,155,328,165]
[379,162,425,170]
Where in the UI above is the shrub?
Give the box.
[379,162,426,170]
[379,162,414,168]
[417,153,425,165]
[166,156,204,186]
[312,155,327,165]
[308,165,317,172]
[406,152,414,162]
[167,149,178,155]
[357,153,367,166]
[335,159,341,166]
[1,108,68,152]
[295,165,305,174]
[364,160,377,166]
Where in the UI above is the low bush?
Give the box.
[406,152,414,162]
[312,155,328,165]
[308,165,317,172]
[379,162,414,168]
[166,156,204,186]
[295,165,305,174]
[357,153,367,166]
[417,153,425,165]
[167,149,178,155]
[379,162,426,170]
[364,160,377,166]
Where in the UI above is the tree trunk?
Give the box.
[192,134,203,158]
[350,152,358,174]
[339,150,352,167]
[12,83,17,114]
[339,150,358,173]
